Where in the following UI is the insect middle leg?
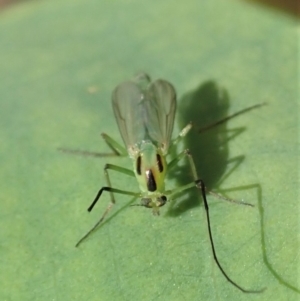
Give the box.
[96,132,136,207]
[102,163,134,204]
[167,149,252,206]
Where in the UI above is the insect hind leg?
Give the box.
[168,149,252,207]
[198,103,267,133]
[166,150,264,293]
[101,133,127,156]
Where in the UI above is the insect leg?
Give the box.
[103,164,134,204]
[101,133,127,156]
[167,150,265,293]
[196,178,265,293]
[169,122,193,150]
[58,134,127,158]
[167,150,252,207]
[76,187,139,247]
[168,101,264,151]
[198,103,266,133]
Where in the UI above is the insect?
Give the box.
[61,73,265,293]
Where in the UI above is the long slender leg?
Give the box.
[77,166,135,247]
[196,179,265,293]
[103,164,134,204]
[101,133,127,156]
[168,113,255,207]
[58,133,127,157]
[76,187,140,247]
[198,103,267,133]
[58,148,119,157]
[169,122,193,152]
[167,150,252,207]
[169,103,265,151]
[60,132,133,246]
[166,151,265,293]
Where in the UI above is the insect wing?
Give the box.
[145,79,176,153]
[112,75,176,154]
[112,80,146,149]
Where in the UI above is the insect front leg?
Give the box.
[103,164,135,204]
[76,186,139,247]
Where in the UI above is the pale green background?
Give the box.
[0,1,298,300]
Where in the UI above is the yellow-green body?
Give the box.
[112,73,176,213]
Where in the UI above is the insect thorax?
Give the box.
[133,141,167,195]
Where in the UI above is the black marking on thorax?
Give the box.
[136,156,142,175]
[146,170,157,192]
[156,154,163,172]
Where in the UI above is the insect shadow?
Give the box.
[167,80,246,216]
[166,81,300,293]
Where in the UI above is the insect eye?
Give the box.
[141,198,151,207]
[158,195,167,206]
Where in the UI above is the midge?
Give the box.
[62,73,265,293]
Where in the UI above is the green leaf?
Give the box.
[0,1,298,300]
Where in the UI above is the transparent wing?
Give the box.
[112,73,176,153]
[144,79,176,152]
[112,79,146,150]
